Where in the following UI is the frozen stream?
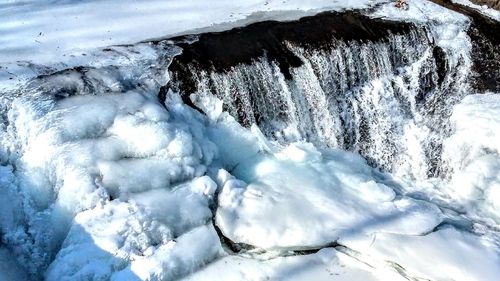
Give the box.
[0,0,499,280]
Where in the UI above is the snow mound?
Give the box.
[216,142,443,249]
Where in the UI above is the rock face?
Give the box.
[167,10,470,178]
[430,0,500,92]
[170,2,500,100]
[168,11,416,94]
[468,14,500,92]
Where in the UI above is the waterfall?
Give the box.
[169,24,471,180]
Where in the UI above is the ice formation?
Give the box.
[0,0,499,280]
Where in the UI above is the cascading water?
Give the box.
[169,17,471,181]
[2,4,500,280]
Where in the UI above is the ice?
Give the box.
[442,94,500,222]
[216,142,443,249]
[0,0,499,279]
[130,177,217,236]
[0,247,29,281]
[0,88,219,277]
[46,195,223,281]
[0,165,22,235]
[0,0,389,93]
[205,112,262,169]
[341,227,500,281]
[0,167,29,281]
[183,248,408,281]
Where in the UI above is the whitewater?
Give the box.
[0,0,499,280]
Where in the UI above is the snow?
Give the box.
[453,0,500,21]
[371,0,467,23]
[47,180,223,281]
[215,142,443,250]
[0,0,386,69]
[0,0,499,280]
[183,248,408,281]
[442,94,500,222]
[340,227,500,281]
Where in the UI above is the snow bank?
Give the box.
[0,0,472,92]
[215,142,443,249]
[341,227,500,281]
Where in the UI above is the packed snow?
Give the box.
[0,0,500,280]
[215,143,442,249]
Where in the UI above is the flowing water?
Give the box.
[2,9,499,280]
[170,25,471,180]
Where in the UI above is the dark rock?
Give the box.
[429,0,500,92]
[168,11,416,97]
